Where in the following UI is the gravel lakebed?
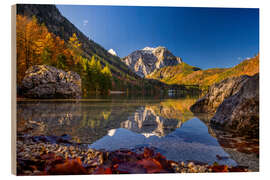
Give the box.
[16,134,250,175]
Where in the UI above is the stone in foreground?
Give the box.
[21,65,81,99]
[211,74,259,137]
[190,75,250,114]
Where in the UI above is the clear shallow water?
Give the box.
[90,119,236,166]
[17,98,255,166]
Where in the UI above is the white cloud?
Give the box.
[83,20,88,26]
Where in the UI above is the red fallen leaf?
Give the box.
[54,155,64,162]
[42,154,64,169]
[104,167,112,174]
[211,165,229,172]
[94,166,113,174]
[113,164,119,169]
[137,159,167,173]
[155,152,166,161]
[143,148,154,159]
[152,158,162,168]
[154,153,172,171]
[29,165,38,171]
[48,158,88,175]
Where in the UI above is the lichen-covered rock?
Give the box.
[21,65,81,98]
[211,74,259,137]
[190,75,250,114]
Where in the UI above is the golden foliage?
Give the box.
[16,15,73,85]
[148,55,259,88]
[16,15,113,95]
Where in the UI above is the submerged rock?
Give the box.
[207,126,259,171]
[190,75,250,114]
[211,74,259,137]
[21,65,81,99]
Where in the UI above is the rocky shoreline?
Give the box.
[190,74,259,138]
[17,135,250,175]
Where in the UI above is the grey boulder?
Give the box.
[211,73,259,137]
[21,65,81,99]
[190,75,250,114]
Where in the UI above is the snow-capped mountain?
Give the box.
[108,49,117,56]
[121,46,182,77]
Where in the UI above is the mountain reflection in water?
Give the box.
[17,98,195,143]
[17,98,258,169]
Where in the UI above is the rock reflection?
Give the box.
[195,114,259,171]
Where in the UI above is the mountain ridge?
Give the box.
[147,54,259,88]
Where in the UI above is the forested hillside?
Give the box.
[147,55,259,89]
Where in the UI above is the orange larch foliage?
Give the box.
[16,15,73,85]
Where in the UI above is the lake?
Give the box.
[17,97,259,170]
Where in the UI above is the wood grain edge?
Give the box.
[11,4,17,176]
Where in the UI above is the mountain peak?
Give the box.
[142,46,167,52]
[122,46,182,77]
[142,47,156,51]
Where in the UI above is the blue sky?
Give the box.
[57,5,259,69]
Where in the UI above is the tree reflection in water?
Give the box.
[17,97,258,170]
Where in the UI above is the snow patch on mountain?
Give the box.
[142,47,156,51]
[108,49,117,56]
[121,46,182,77]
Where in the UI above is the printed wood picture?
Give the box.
[12,4,259,175]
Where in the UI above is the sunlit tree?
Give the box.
[68,33,81,65]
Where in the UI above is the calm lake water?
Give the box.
[17,97,259,168]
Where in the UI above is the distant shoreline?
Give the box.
[109,91,126,94]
